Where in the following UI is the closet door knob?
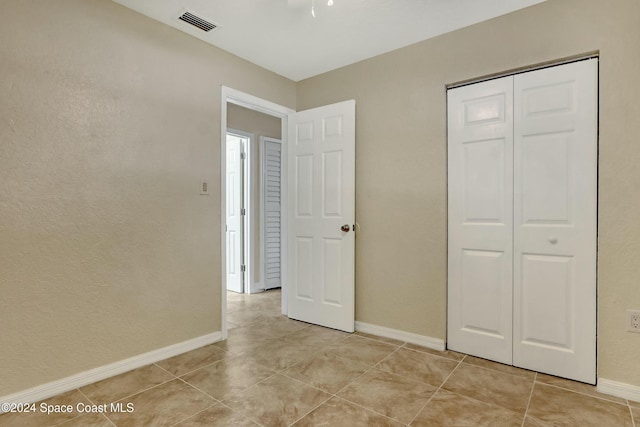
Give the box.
[341,224,350,232]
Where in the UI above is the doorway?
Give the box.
[225,106,283,297]
[221,87,357,339]
[225,129,250,294]
[221,87,294,339]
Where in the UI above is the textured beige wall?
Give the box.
[0,0,295,395]
[297,0,640,385]
[227,104,282,286]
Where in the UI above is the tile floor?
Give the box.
[1,289,638,426]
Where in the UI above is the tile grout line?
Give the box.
[153,362,181,379]
[75,388,117,427]
[371,347,476,388]
[332,394,411,426]
[371,342,405,369]
[534,379,629,406]
[459,359,536,382]
[520,372,537,427]
[285,392,334,426]
[400,343,467,363]
[47,389,90,427]
[153,348,231,379]
[407,355,466,425]
[67,366,180,425]
[166,402,219,427]
[353,332,405,347]
[93,365,183,402]
[323,363,404,423]
[170,376,269,427]
[217,331,338,427]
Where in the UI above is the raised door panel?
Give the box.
[520,254,574,350]
[463,139,506,224]
[460,250,506,338]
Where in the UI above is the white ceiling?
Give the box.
[112,0,546,82]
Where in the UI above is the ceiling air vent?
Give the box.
[178,11,217,32]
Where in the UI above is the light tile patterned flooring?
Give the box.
[2,289,639,426]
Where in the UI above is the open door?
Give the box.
[287,100,356,332]
[226,134,245,293]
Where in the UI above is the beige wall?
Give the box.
[3,0,640,398]
[0,0,295,396]
[297,0,640,386]
[227,104,282,286]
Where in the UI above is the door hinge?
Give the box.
[240,208,246,216]
[240,152,246,160]
[240,264,246,272]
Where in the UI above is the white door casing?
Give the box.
[226,134,244,293]
[287,100,355,332]
[447,76,515,365]
[513,59,598,384]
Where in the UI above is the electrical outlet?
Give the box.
[627,310,640,333]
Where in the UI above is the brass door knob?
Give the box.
[341,224,350,232]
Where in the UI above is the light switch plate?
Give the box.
[200,179,209,195]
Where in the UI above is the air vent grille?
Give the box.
[178,11,216,32]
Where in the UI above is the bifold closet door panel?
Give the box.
[447,76,514,365]
[512,59,598,384]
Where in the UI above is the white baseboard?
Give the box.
[355,321,445,351]
[0,331,221,411]
[597,378,640,403]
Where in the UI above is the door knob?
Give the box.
[548,236,558,244]
[341,224,350,232]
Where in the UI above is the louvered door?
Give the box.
[262,137,282,290]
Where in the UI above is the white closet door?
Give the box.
[513,59,597,384]
[447,76,514,364]
[263,138,282,290]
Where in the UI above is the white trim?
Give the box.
[597,378,640,403]
[355,321,445,351]
[221,86,295,337]
[0,332,221,412]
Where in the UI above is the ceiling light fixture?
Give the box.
[327,0,334,6]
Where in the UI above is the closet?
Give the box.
[447,59,597,384]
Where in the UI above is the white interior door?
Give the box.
[513,59,597,384]
[226,135,244,293]
[262,137,282,290]
[447,76,514,364]
[287,100,355,332]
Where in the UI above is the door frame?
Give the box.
[220,86,294,339]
